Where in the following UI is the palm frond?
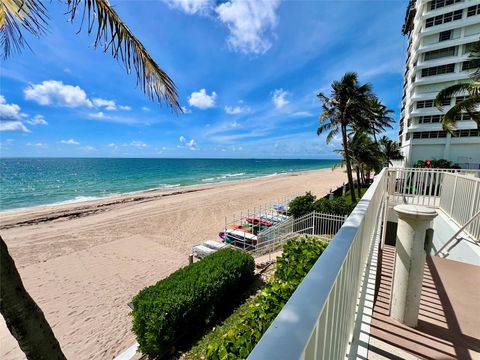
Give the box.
[325,126,339,144]
[435,83,472,110]
[443,96,480,132]
[67,0,181,111]
[0,0,48,59]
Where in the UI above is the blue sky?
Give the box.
[0,0,406,159]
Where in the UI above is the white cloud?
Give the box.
[0,96,46,131]
[292,111,313,117]
[130,140,148,148]
[88,111,111,120]
[79,145,97,152]
[108,143,119,151]
[186,139,197,149]
[181,106,192,114]
[224,105,250,115]
[92,98,117,111]
[272,88,289,109]
[216,0,281,55]
[27,115,48,125]
[166,0,213,14]
[0,95,22,119]
[188,89,217,109]
[141,107,150,112]
[119,105,132,111]
[26,142,47,148]
[0,121,30,132]
[24,80,93,108]
[179,135,197,150]
[61,139,80,145]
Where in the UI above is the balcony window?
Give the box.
[425,10,463,28]
[424,46,456,60]
[439,30,452,41]
[454,129,480,136]
[429,0,463,10]
[467,4,480,17]
[463,41,478,54]
[421,63,455,77]
[462,60,477,71]
[455,95,467,103]
[454,112,478,121]
[412,130,448,138]
[418,115,443,123]
[416,99,434,108]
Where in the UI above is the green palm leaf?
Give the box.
[67,0,180,111]
[1,0,181,110]
[0,0,48,58]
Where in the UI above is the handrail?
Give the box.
[248,168,387,360]
[436,209,480,257]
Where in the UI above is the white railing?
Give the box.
[251,212,346,257]
[248,168,388,360]
[387,168,480,208]
[439,172,480,240]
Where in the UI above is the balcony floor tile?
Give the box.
[368,245,480,360]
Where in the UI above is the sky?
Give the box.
[0,0,407,159]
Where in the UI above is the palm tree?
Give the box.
[367,97,395,142]
[1,237,66,359]
[435,41,480,132]
[1,0,181,110]
[317,72,373,203]
[1,1,182,358]
[379,136,404,166]
[344,133,382,198]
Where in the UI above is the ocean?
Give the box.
[0,158,339,211]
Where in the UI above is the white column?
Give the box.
[391,204,438,327]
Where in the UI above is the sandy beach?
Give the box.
[0,168,346,359]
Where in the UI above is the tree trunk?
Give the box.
[341,124,356,203]
[0,236,66,360]
[356,166,362,199]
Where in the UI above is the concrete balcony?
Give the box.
[248,168,480,360]
[369,245,480,359]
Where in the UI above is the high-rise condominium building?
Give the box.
[400,0,480,168]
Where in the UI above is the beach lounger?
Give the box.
[204,240,226,251]
[192,245,216,259]
[260,213,289,223]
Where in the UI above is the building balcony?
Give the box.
[369,244,480,359]
[248,168,480,360]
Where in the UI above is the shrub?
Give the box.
[206,237,328,359]
[288,191,316,218]
[131,248,255,357]
[289,192,356,218]
[313,197,355,216]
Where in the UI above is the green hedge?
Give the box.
[206,237,328,359]
[131,248,255,357]
[289,192,356,218]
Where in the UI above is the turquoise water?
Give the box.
[0,158,339,211]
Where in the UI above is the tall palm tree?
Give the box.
[1,0,181,110]
[367,97,395,142]
[1,237,66,359]
[1,1,182,358]
[435,40,480,132]
[379,136,404,166]
[317,72,373,203]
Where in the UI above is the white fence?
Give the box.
[386,168,480,207]
[439,172,480,240]
[248,168,388,360]
[251,212,346,257]
[247,167,480,360]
